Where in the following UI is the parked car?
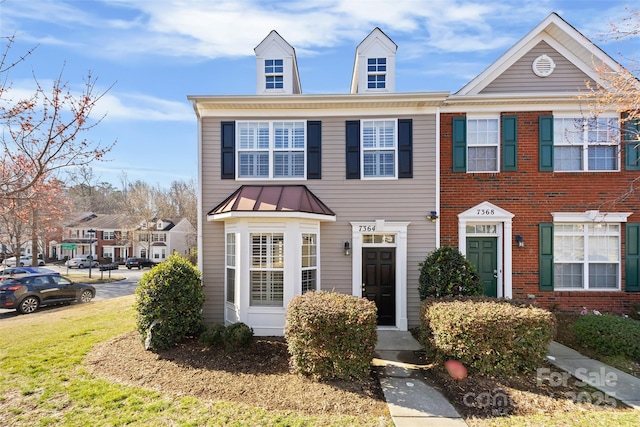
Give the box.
[125,257,155,269]
[4,256,45,267]
[0,273,95,314]
[0,267,60,281]
[66,257,99,269]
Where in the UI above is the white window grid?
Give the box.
[301,233,317,294]
[553,117,619,171]
[553,223,620,290]
[237,121,306,179]
[265,59,284,89]
[103,231,115,240]
[250,233,284,306]
[367,58,386,89]
[362,119,397,178]
[467,118,499,172]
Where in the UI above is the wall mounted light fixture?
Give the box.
[344,241,351,256]
[426,211,439,222]
[515,234,525,248]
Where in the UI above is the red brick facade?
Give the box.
[440,111,640,314]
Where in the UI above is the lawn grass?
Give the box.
[0,296,389,426]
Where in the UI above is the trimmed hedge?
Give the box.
[421,297,556,377]
[135,253,204,350]
[285,291,377,380]
[418,246,482,299]
[573,314,640,361]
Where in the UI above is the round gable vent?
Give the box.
[532,54,556,77]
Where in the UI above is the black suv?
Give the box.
[0,274,95,314]
[125,257,155,269]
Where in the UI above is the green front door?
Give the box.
[466,237,498,297]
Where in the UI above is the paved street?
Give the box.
[0,263,146,317]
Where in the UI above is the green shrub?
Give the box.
[199,323,226,347]
[423,298,556,377]
[222,322,254,352]
[285,291,377,381]
[573,314,640,360]
[418,246,482,299]
[135,252,204,350]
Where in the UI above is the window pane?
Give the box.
[250,271,283,306]
[226,268,235,303]
[554,263,583,288]
[554,146,581,171]
[589,264,618,288]
[363,151,395,177]
[554,235,584,261]
[274,152,304,177]
[588,146,617,170]
[302,269,316,294]
[239,152,269,178]
[468,146,497,172]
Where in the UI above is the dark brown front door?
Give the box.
[362,248,396,326]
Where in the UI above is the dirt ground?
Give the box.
[85,328,634,423]
[85,331,389,418]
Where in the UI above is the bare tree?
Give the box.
[0,35,115,202]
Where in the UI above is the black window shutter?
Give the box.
[221,121,235,179]
[626,223,640,292]
[452,117,466,172]
[539,223,554,291]
[307,121,322,179]
[502,115,517,171]
[345,120,360,179]
[539,115,554,172]
[398,119,413,178]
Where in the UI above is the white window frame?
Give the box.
[367,57,386,89]
[361,119,397,179]
[103,231,115,240]
[552,211,631,291]
[265,59,283,90]
[301,233,317,294]
[250,232,285,307]
[467,115,500,173]
[553,115,620,172]
[236,121,307,180]
[226,233,236,304]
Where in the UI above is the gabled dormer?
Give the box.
[254,30,301,95]
[350,27,397,94]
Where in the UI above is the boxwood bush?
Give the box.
[422,297,556,377]
[418,246,482,299]
[135,253,204,350]
[285,291,377,381]
[573,314,640,360]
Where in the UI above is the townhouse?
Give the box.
[190,13,640,335]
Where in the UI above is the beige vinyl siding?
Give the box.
[481,41,595,94]
[199,114,437,327]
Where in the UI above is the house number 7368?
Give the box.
[477,209,495,216]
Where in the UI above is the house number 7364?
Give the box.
[359,225,376,232]
[477,209,495,216]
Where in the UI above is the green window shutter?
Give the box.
[398,119,413,178]
[452,117,466,172]
[624,116,640,170]
[625,223,640,292]
[306,121,322,179]
[539,223,554,291]
[539,115,554,172]
[502,115,517,171]
[221,121,235,179]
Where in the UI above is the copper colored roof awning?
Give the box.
[208,185,336,221]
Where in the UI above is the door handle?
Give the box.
[493,269,498,279]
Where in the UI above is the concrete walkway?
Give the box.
[547,341,640,409]
[373,330,468,427]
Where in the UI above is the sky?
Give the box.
[0,0,638,190]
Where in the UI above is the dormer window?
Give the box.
[265,59,284,89]
[367,58,386,89]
